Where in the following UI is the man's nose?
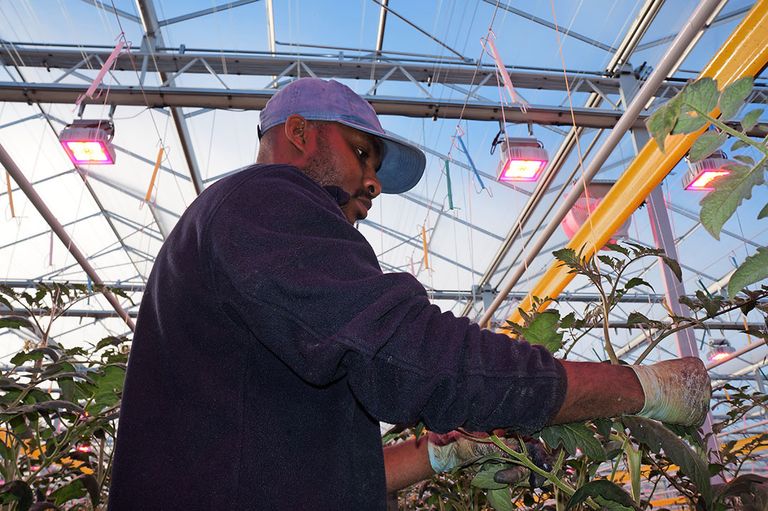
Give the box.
[365,173,382,198]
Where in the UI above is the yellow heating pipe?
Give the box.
[503,0,768,329]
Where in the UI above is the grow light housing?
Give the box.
[496,137,548,182]
[560,181,632,249]
[707,338,735,362]
[683,150,732,191]
[59,119,116,165]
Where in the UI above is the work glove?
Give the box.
[427,431,551,487]
[629,357,711,427]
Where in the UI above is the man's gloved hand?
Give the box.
[629,357,711,427]
[427,431,551,487]
[427,431,513,473]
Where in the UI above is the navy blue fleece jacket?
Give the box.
[108,164,566,510]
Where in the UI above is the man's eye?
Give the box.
[356,147,368,160]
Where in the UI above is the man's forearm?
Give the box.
[551,360,644,424]
[383,437,433,492]
[382,358,705,493]
[382,361,645,492]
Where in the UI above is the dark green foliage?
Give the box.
[624,416,712,506]
[566,480,638,510]
[700,164,765,240]
[0,480,34,511]
[540,423,605,461]
[719,77,753,120]
[728,247,768,299]
[0,283,129,509]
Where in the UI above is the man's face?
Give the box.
[302,122,384,224]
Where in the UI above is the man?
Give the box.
[109,78,710,510]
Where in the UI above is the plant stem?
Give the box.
[487,435,601,509]
[688,104,768,156]
[634,291,768,364]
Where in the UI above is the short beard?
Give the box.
[300,123,346,189]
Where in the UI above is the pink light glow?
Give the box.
[61,140,114,165]
[709,351,733,363]
[499,159,546,182]
[685,169,730,191]
[76,443,92,453]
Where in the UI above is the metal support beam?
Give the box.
[484,0,617,53]
[134,0,205,195]
[0,45,723,96]
[158,0,261,27]
[0,81,674,128]
[0,144,135,331]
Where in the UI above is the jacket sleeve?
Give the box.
[206,168,566,434]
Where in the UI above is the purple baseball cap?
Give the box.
[258,78,425,194]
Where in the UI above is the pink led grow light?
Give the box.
[684,169,731,191]
[496,137,548,183]
[682,151,732,191]
[498,159,547,182]
[61,140,115,164]
[59,119,116,165]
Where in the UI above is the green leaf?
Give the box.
[728,247,768,298]
[10,350,45,366]
[660,255,683,282]
[624,277,653,292]
[758,202,768,220]
[741,108,763,131]
[688,132,727,162]
[625,312,664,328]
[540,423,605,461]
[560,312,576,329]
[604,243,630,256]
[553,248,579,267]
[594,418,613,439]
[0,317,34,330]
[674,79,718,134]
[647,96,681,152]
[673,107,708,134]
[734,154,755,166]
[719,76,753,120]
[623,416,712,506]
[695,290,723,317]
[715,474,768,505]
[486,488,514,511]
[731,138,750,151]
[521,310,563,353]
[50,478,87,506]
[95,336,128,351]
[471,466,509,490]
[682,78,719,113]
[699,166,765,239]
[566,480,638,510]
[0,480,33,511]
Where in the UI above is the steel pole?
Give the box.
[0,144,135,331]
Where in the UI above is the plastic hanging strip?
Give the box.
[484,32,528,113]
[456,135,486,190]
[145,146,165,203]
[5,171,14,218]
[421,224,430,270]
[444,160,454,210]
[76,35,126,108]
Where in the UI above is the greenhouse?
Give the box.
[0,0,767,509]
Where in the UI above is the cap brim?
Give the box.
[337,121,426,194]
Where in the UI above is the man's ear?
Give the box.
[284,114,308,153]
